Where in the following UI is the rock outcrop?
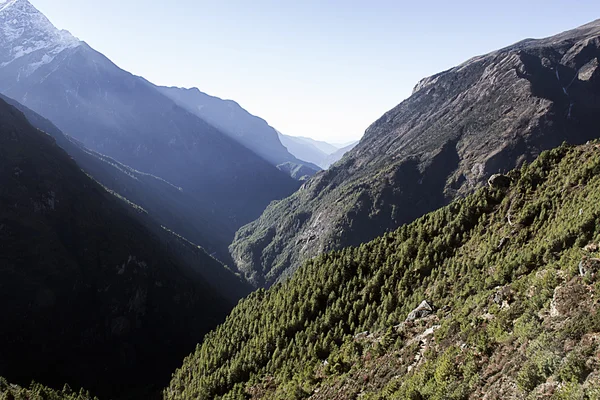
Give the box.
[488,174,511,189]
[406,300,435,321]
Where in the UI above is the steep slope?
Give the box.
[0,0,299,235]
[165,142,600,400]
[0,93,250,297]
[0,97,233,399]
[157,86,321,177]
[276,161,318,181]
[230,19,600,287]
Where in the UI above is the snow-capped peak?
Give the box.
[0,0,81,74]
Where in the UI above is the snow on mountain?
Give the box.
[0,0,80,74]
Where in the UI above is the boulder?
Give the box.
[354,331,369,340]
[497,237,509,250]
[406,300,435,321]
[488,174,511,189]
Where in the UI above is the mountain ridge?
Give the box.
[320,141,359,169]
[0,0,80,73]
[157,85,321,177]
[278,132,359,169]
[0,0,301,265]
[229,19,600,287]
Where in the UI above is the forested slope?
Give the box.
[166,142,600,399]
[0,379,96,400]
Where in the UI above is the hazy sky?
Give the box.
[29,0,600,143]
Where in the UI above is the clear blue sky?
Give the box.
[30,0,600,143]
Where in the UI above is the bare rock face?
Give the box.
[578,58,599,81]
[583,242,599,253]
[492,285,514,305]
[231,20,600,287]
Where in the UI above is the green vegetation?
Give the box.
[166,142,600,399]
[0,378,96,400]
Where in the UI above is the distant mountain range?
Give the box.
[320,141,359,168]
[158,85,357,173]
[230,19,600,287]
[288,135,340,155]
[278,132,359,169]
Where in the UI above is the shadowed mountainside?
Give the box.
[0,0,300,251]
[0,97,236,399]
[0,93,251,300]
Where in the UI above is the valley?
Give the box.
[0,2,599,399]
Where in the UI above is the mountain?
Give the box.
[320,140,359,169]
[229,19,600,287]
[288,135,340,155]
[277,132,330,167]
[332,139,360,148]
[0,0,300,247]
[157,86,321,177]
[165,141,600,400]
[0,92,252,294]
[276,161,319,181]
[0,97,235,399]
[278,133,359,169]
